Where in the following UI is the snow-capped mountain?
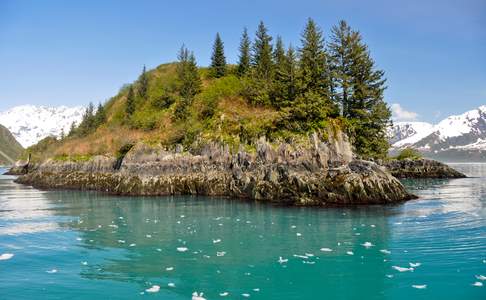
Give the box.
[0,105,85,147]
[389,105,486,161]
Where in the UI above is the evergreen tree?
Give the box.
[94,103,106,127]
[329,20,391,159]
[237,28,251,77]
[138,65,148,100]
[252,21,274,81]
[175,45,202,120]
[60,128,65,140]
[273,36,286,67]
[210,33,227,78]
[77,102,95,136]
[299,18,330,98]
[125,86,136,117]
[273,44,297,108]
[68,121,76,137]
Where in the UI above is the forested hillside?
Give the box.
[27,19,391,162]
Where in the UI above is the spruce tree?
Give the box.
[94,103,106,127]
[237,28,251,77]
[210,33,227,78]
[138,65,148,100]
[299,18,330,98]
[273,36,286,67]
[328,20,391,159]
[125,86,136,117]
[175,45,202,120]
[252,21,274,81]
[273,44,297,108]
[68,121,76,137]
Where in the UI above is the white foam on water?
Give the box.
[0,253,14,260]
[219,291,229,296]
[392,266,414,272]
[320,248,333,252]
[412,285,427,289]
[305,253,314,257]
[146,285,160,293]
[293,254,308,259]
[303,261,315,264]
[386,274,394,278]
[177,247,188,252]
[46,269,58,274]
[380,249,391,254]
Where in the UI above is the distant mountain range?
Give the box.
[389,105,486,162]
[0,105,85,148]
[0,124,23,166]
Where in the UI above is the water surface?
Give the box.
[0,165,485,299]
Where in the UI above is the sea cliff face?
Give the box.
[15,131,416,205]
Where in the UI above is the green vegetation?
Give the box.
[395,148,423,160]
[32,19,392,161]
[0,125,23,165]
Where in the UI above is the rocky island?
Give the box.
[7,19,465,205]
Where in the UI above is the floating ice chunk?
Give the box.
[472,282,483,287]
[380,249,391,254]
[146,285,160,293]
[192,292,206,300]
[320,248,333,252]
[217,251,226,257]
[46,269,58,274]
[156,248,162,252]
[146,234,152,238]
[346,251,354,256]
[117,240,125,244]
[168,283,175,288]
[412,285,427,289]
[213,239,222,244]
[293,254,308,259]
[386,274,394,278]
[305,253,314,257]
[177,247,188,252]
[0,253,14,260]
[370,224,376,228]
[166,267,174,271]
[476,275,486,281]
[303,261,315,264]
[81,261,88,265]
[296,233,302,237]
[278,257,288,264]
[242,293,250,297]
[219,292,229,296]
[361,242,374,248]
[76,237,82,241]
[392,266,414,272]
[409,262,421,268]
[253,288,260,292]
[129,243,136,247]
[291,225,296,229]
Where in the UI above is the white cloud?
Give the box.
[391,103,418,121]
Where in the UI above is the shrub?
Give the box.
[395,148,422,160]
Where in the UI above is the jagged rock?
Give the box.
[14,130,416,205]
[383,158,466,178]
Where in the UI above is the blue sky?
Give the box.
[0,0,485,123]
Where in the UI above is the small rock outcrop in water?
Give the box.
[383,158,466,179]
[15,131,416,205]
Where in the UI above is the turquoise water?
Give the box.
[1,165,485,300]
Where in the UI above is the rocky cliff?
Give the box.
[384,158,466,179]
[15,131,416,205]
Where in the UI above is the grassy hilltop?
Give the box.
[26,19,391,163]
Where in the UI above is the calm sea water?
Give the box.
[1,165,485,300]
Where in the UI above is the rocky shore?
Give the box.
[383,158,466,179]
[13,131,416,205]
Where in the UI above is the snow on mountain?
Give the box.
[0,105,85,147]
[389,105,486,158]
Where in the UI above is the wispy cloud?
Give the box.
[391,103,418,121]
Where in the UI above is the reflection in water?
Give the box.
[1,166,485,300]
